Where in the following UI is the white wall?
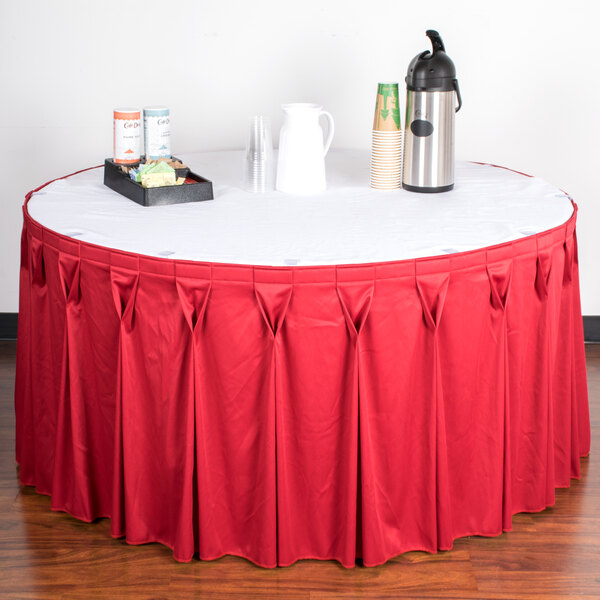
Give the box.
[1,0,599,313]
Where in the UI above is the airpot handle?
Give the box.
[426,30,446,54]
[453,79,462,112]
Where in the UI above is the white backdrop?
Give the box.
[1,0,599,313]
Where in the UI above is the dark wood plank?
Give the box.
[0,340,599,599]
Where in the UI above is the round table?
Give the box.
[15,151,590,568]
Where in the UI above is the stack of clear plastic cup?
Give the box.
[244,116,274,193]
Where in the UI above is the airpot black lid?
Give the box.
[406,30,457,91]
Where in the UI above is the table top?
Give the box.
[27,150,574,266]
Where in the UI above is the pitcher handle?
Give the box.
[320,110,335,156]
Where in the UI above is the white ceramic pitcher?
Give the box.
[276,103,335,194]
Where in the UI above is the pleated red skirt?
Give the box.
[15,171,590,567]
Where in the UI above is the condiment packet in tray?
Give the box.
[121,158,188,188]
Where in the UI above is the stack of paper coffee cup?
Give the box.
[370,82,403,190]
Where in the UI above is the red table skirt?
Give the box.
[15,179,590,568]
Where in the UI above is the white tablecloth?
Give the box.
[27,150,573,266]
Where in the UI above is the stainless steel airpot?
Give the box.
[402,30,462,193]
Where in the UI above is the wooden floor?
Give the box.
[0,341,598,600]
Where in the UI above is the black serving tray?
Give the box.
[103,157,214,207]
